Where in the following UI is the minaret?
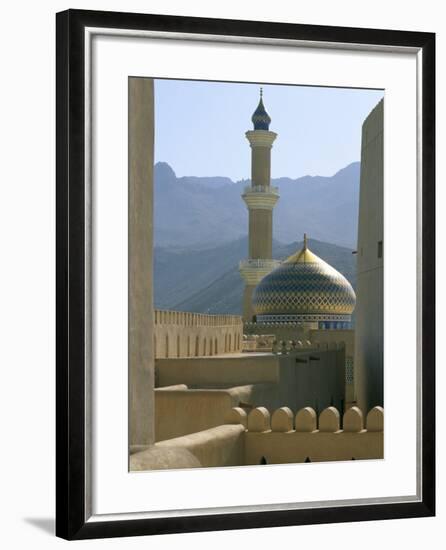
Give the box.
[239,89,281,321]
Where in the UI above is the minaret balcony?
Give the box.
[242,185,279,210]
[239,258,282,285]
[245,130,277,148]
[243,184,279,195]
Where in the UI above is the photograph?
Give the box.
[129,77,385,471]
[53,6,435,540]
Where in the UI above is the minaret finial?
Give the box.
[251,87,271,130]
[303,233,308,249]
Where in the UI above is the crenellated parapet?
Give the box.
[242,333,276,352]
[155,309,242,327]
[270,338,347,354]
[226,404,383,432]
[225,405,384,463]
[154,309,243,358]
[133,404,383,470]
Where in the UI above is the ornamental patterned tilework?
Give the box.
[257,314,351,323]
[345,356,354,385]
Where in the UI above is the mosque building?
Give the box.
[240,90,356,334]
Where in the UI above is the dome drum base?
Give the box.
[256,313,352,330]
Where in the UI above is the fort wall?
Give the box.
[156,353,280,388]
[130,405,383,470]
[131,424,245,470]
[129,77,155,448]
[154,384,275,441]
[225,405,384,464]
[310,329,356,404]
[154,309,243,359]
[355,99,384,412]
[244,321,309,341]
[155,345,347,415]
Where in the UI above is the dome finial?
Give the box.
[260,86,263,99]
[303,233,308,249]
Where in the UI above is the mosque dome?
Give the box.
[252,236,356,328]
[251,88,271,130]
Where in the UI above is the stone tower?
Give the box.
[354,99,384,412]
[239,89,281,321]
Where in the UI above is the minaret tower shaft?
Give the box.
[239,89,281,321]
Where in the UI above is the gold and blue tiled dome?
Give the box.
[251,88,271,130]
[252,235,356,329]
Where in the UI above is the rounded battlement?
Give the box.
[319,407,341,432]
[271,407,294,432]
[247,407,271,432]
[227,405,384,435]
[224,407,248,428]
[343,406,364,432]
[295,407,318,432]
[366,406,384,431]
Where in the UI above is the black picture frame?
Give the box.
[56,9,435,540]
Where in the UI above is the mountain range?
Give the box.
[154,161,360,249]
[153,161,359,315]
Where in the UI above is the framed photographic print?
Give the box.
[56,9,435,540]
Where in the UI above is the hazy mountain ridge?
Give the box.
[154,161,360,249]
[154,237,356,315]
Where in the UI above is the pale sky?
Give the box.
[154,78,383,182]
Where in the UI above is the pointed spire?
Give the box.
[303,233,308,249]
[251,87,271,130]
